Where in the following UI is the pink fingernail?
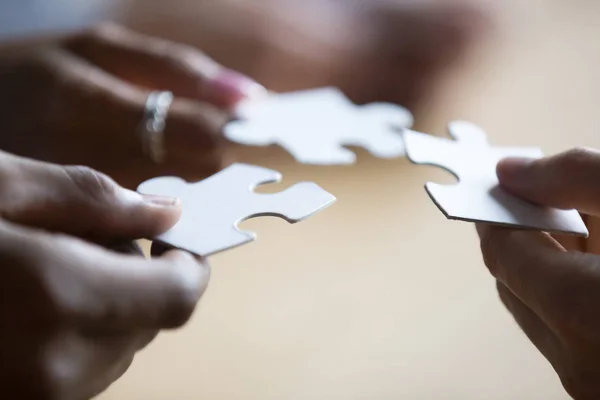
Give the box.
[497,157,534,179]
[207,69,267,108]
[141,194,180,208]
[496,157,538,193]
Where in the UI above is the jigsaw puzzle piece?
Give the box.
[405,121,588,236]
[224,118,279,147]
[230,86,351,128]
[447,120,489,146]
[226,89,351,151]
[404,129,468,181]
[137,163,336,257]
[244,182,336,222]
[426,179,587,235]
[211,163,282,190]
[359,103,415,130]
[137,175,256,256]
[344,103,412,159]
[224,87,414,165]
[279,136,358,165]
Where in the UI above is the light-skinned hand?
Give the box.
[478,148,600,399]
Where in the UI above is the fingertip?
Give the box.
[161,249,210,283]
[135,194,182,236]
[205,69,267,109]
[157,249,210,328]
[140,194,181,209]
[496,157,535,186]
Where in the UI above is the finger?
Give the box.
[552,213,592,252]
[106,240,145,256]
[150,241,175,258]
[51,331,138,400]
[134,329,160,352]
[65,23,267,109]
[2,220,211,330]
[83,352,135,400]
[495,281,563,368]
[551,233,585,252]
[84,249,210,330]
[34,231,211,329]
[0,152,181,240]
[32,47,226,181]
[476,223,568,325]
[497,147,600,216]
[583,216,600,255]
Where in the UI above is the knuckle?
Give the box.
[62,165,118,203]
[168,43,206,65]
[556,147,598,173]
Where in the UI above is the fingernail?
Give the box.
[496,157,535,183]
[141,194,180,208]
[206,69,267,108]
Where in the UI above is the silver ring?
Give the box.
[139,91,173,164]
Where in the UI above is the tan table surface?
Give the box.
[100,2,600,399]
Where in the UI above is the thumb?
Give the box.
[497,147,600,216]
[0,153,181,239]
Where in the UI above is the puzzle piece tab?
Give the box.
[224,87,413,165]
[404,121,588,236]
[137,163,336,257]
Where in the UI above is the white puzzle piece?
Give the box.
[224,87,414,165]
[404,121,588,236]
[137,163,336,257]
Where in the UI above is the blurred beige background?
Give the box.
[97,1,600,399]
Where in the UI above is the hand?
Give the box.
[160,0,491,108]
[477,148,600,399]
[0,151,209,399]
[0,24,266,189]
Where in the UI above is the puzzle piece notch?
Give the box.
[137,163,336,257]
[224,87,413,165]
[404,121,588,237]
[405,122,543,184]
[447,120,490,147]
[342,102,413,159]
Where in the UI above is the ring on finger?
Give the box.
[139,91,173,164]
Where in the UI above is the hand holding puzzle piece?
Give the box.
[138,86,588,258]
[404,121,588,237]
[138,163,336,257]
